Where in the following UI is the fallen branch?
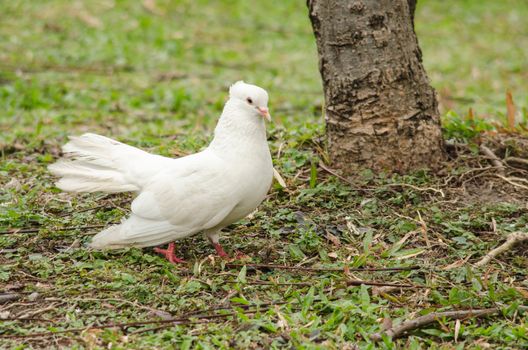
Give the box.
[225,263,419,273]
[475,231,528,267]
[370,307,499,341]
[0,293,21,303]
[479,144,505,175]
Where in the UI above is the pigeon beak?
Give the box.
[257,107,271,122]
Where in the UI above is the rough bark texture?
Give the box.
[308,0,445,174]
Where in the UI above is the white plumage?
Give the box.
[49,81,274,259]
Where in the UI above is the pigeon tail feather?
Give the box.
[89,215,185,249]
[49,133,146,193]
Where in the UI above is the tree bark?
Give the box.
[308,0,445,174]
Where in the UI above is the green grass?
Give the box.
[1,0,527,348]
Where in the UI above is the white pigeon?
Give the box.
[49,81,274,263]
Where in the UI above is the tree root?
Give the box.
[475,231,528,267]
[370,308,499,341]
[479,144,505,175]
[495,175,528,191]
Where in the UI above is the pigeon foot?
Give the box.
[154,242,186,264]
[234,251,250,260]
[213,243,250,261]
[213,243,230,259]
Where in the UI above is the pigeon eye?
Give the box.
[246,97,253,104]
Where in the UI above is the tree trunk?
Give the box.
[308,0,445,174]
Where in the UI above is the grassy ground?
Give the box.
[1,0,527,349]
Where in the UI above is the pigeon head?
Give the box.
[229,81,271,121]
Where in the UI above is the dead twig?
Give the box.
[225,263,419,273]
[226,280,312,287]
[344,280,426,289]
[417,210,431,248]
[479,144,505,175]
[129,320,209,335]
[132,303,305,335]
[184,300,288,318]
[384,183,445,197]
[224,273,425,290]
[504,156,528,168]
[372,286,403,295]
[0,317,53,322]
[0,227,40,234]
[495,175,528,191]
[273,168,288,188]
[475,231,528,267]
[370,307,499,341]
[0,224,108,235]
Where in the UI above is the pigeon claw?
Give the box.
[154,242,186,264]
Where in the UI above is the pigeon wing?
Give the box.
[90,152,238,248]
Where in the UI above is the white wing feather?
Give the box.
[89,151,239,248]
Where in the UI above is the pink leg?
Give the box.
[213,243,249,261]
[213,243,230,259]
[154,242,186,264]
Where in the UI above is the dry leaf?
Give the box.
[35,282,52,289]
[81,328,103,349]
[467,107,474,121]
[142,0,165,16]
[275,306,290,331]
[393,249,425,260]
[515,287,528,299]
[491,217,497,233]
[454,319,461,342]
[381,317,393,331]
[506,91,516,129]
[75,11,103,28]
[148,309,173,320]
[273,168,287,188]
[28,292,40,302]
[5,178,22,191]
[441,259,465,270]
[101,302,116,309]
[326,232,341,247]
